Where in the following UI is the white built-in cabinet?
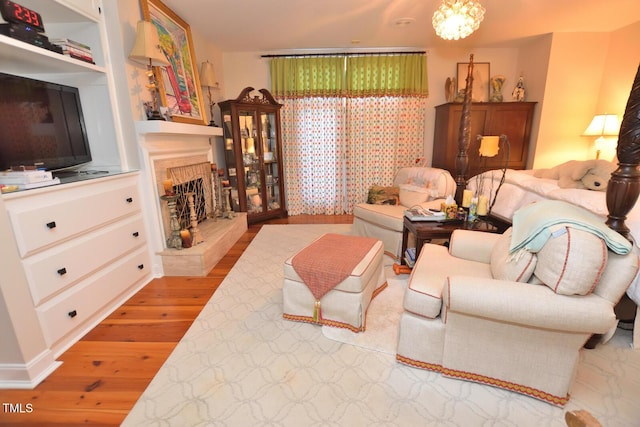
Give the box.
[0,1,152,388]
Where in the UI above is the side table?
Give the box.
[399,216,498,268]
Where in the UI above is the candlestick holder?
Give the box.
[221,186,234,219]
[161,194,182,249]
[186,192,204,245]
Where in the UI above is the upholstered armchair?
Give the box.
[396,219,639,406]
[353,167,456,259]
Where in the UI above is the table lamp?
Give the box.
[129,20,169,120]
[200,60,219,127]
[582,114,620,159]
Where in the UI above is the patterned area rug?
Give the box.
[123,224,640,426]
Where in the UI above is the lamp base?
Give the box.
[148,110,166,121]
[208,120,219,127]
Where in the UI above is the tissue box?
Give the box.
[440,202,458,219]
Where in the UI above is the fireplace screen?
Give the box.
[167,162,213,229]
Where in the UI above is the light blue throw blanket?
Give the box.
[510,200,632,255]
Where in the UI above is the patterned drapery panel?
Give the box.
[281,97,348,215]
[345,96,427,208]
[272,54,428,214]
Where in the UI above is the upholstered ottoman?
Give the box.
[283,233,386,332]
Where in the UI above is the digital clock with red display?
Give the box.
[0,0,44,32]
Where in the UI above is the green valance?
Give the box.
[270,56,346,98]
[270,54,428,98]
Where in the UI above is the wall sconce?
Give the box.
[582,114,620,159]
[199,61,219,127]
[129,20,169,120]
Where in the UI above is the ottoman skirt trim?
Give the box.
[395,354,569,407]
[283,282,388,333]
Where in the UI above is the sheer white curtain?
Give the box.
[281,97,348,215]
[345,96,427,211]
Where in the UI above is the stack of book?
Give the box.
[404,247,417,268]
[0,170,60,192]
[49,38,94,64]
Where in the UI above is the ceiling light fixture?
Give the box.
[432,0,485,41]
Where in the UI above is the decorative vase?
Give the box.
[490,75,506,102]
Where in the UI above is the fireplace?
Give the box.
[167,162,213,230]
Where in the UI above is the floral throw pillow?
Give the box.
[367,185,399,205]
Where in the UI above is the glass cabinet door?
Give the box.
[222,112,240,212]
[260,111,281,213]
[240,109,262,214]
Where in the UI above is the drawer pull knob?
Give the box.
[57,267,67,275]
[46,221,57,229]
[126,197,133,203]
[132,231,139,237]
[137,264,144,270]
[68,310,77,318]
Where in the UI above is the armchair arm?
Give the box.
[444,276,616,334]
[449,230,501,264]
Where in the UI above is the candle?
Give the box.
[462,189,473,208]
[246,137,255,153]
[477,195,489,216]
[163,179,174,196]
[180,229,192,248]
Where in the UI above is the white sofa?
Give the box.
[353,167,456,259]
[396,219,639,406]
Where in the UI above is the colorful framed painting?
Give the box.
[141,0,206,125]
[456,62,490,103]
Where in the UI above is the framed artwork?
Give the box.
[456,62,490,103]
[141,0,206,125]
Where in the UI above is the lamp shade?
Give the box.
[129,21,169,67]
[582,114,620,137]
[200,61,218,88]
[479,135,499,157]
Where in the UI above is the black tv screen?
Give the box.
[0,72,92,171]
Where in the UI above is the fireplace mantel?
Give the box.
[135,121,223,137]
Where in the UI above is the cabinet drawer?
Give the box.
[9,184,140,257]
[24,216,147,305]
[37,247,150,347]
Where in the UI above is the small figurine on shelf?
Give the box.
[512,76,526,102]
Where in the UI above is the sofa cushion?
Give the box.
[490,228,537,282]
[393,167,456,199]
[533,226,607,295]
[399,184,432,207]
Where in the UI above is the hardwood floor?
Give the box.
[0,214,353,426]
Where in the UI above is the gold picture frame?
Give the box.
[141,0,206,125]
[456,62,490,103]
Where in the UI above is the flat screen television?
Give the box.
[0,72,92,172]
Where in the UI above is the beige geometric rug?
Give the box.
[123,224,640,427]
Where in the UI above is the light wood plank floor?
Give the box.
[0,214,353,426]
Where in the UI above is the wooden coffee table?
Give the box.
[399,216,498,266]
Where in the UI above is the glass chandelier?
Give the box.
[432,0,486,41]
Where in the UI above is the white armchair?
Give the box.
[353,167,456,259]
[396,226,638,406]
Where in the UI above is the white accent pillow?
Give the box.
[490,228,537,282]
[533,226,607,295]
[399,184,430,207]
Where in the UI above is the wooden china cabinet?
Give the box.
[219,87,287,224]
